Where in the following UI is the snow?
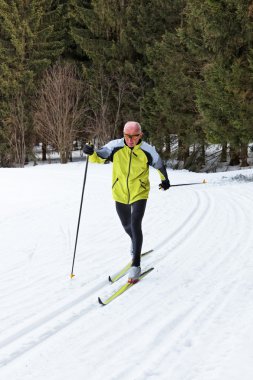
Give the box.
[1,161,253,380]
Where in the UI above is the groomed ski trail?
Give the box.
[1,164,253,380]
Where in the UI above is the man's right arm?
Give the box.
[83,139,124,164]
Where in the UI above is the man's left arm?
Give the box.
[141,142,170,190]
[145,144,170,191]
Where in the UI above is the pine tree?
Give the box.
[139,0,205,167]
[69,0,184,144]
[146,32,202,162]
[182,0,253,166]
[0,0,64,166]
[69,0,140,141]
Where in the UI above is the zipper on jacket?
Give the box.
[126,150,133,203]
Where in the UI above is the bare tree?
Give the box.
[84,66,114,145]
[34,62,87,163]
[84,66,133,145]
[112,73,130,138]
[1,93,26,167]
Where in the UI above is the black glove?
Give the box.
[83,144,94,155]
[159,179,170,191]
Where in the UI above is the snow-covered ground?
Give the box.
[1,161,253,380]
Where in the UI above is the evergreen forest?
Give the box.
[1,0,253,170]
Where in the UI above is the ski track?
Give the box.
[0,186,210,368]
[1,167,253,379]
[112,184,253,380]
[0,278,105,366]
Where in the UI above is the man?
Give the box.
[83,121,170,283]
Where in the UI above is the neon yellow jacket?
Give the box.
[89,138,168,204]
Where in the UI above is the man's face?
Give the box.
[123,124,143,148]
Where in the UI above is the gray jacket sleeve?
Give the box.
[96,138,125,160]
[141,142,168,181]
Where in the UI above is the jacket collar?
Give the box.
[123,139,142,150]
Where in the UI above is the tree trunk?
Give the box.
[240,144,249,167]
[60,150,69,164]
[229,146,240,166]
[164,135,171,158]
[201,144,205,165]
[42,142,47,161]
[221,143,227,162]
[178,139,189,162]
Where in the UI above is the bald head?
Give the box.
[123,121,142,134]
[123,121,143,148]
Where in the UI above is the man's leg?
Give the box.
[115,201,132,240]
[131,199,147,267]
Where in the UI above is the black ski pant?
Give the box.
[115,199,147,267]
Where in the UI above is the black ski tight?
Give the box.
[115,199,147,267]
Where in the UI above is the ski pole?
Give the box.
[171,179,207,187]
[70,155,89,278]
